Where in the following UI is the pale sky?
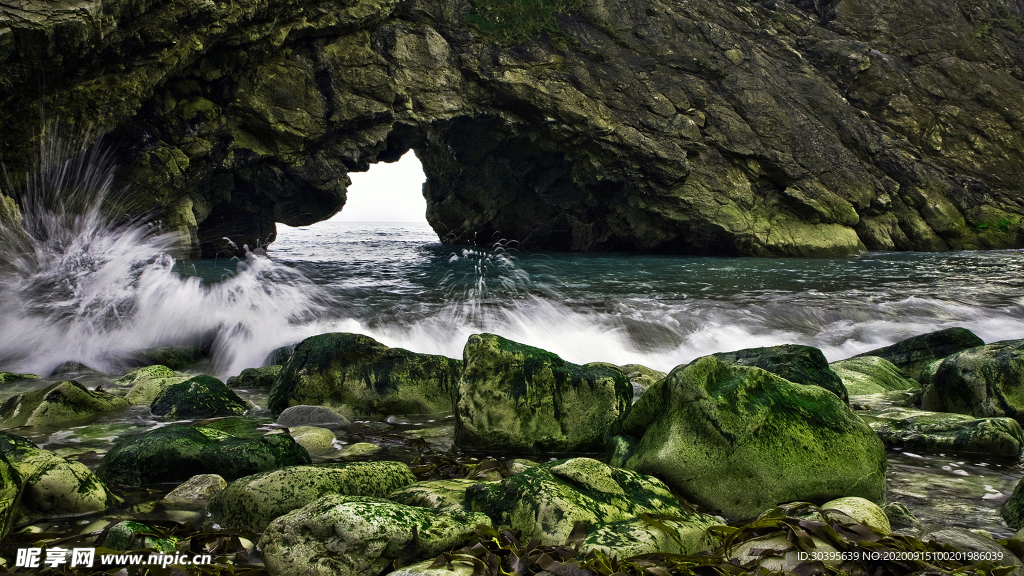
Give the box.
[330,152,428,222]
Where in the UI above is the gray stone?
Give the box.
[276,405,350,428]
[161,474,227,510]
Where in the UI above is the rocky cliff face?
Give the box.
[1,0,1023,257]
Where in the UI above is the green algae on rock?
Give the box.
[96,423,310,486]
[227,365,282,389]
[455,334,631,453]
[102,520,178,553]
[150,375,250,419]
[0,381,130,429]
[117,365,191,406]
[209,461,417,533]
[830,356,921,396]
[269,333,462,417]
[259,495,490,576]
[713,344,849,404]
[609,356,886,520]
[465,457,719,556]
[390,478,485,511]
[132,346,205,370]
[0,372,39,383]
[287,425,337,453]
[0,452,18,540]
[0,431,119,522]
[920,340,1024,424]
[859,407,1023,458]
[854,327,985,382]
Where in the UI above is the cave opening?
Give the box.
[329,151,428,224]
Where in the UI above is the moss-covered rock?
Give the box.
[920,340,1024,424]
[287,426,336,452]
[0,452,18,539]
[132,346,205,370]
[830,356,920,396]
[117,365,191,406]
[854,328,985,381]
[821,496,890,534]
[389,479,484,511]
[0,372,39,383]
[0,381,130,429]
[859,407,1023,457]
[884,502,921,533]
[609,356,886,520]
[227,365,282,389]
[150,375,250,419]
[466,457,719,555]
[102,520,178,553]
[96,423,310,486]
[260,495,490,576]
[713,344,849,404]
[209,461,417,532]
[1002,477,1024,531]
[918,527,1023,573]
[455,334,631,453]
[161,474,227,511]
[0,431,118,521]
[269,333,462,417]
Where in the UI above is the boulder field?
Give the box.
[1,327,1024,574]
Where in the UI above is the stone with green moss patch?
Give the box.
[609,356,886,520]
[103,520,178,553]
[713,344,849,404]
[855,328,984,381]
[0,452,17,540]
[0,373,39,383]
[0,431,118,522]
[288,426,336,452]
[151,375,250,419]
[466,457,718,555]
[830,356,920,396]
[269,333,462,417]
[0,381,130,429]
[859,407,1022,457]
[209,461,417,532]
[260,495,490,576]
[96,423,310,486]
[821,497,890,534]
[161,474,227,511]
[455,334,631,453]
[920,340,1024,424]
[117,365,191,405]
[390,479,485,510]
[227,365,282,389]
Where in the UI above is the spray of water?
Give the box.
[0,132,328,378]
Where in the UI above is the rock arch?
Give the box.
[2,0,1023,258]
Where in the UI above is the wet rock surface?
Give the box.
[4,0,1024,258]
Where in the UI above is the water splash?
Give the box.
[0,132,328,378]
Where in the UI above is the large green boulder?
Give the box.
[151,375,250,419]
[96,424,310,486]
[465,457,719,556]
[854,327,985,381]
[269,333,462,417]
[227,365,282,389]
[609,356,886,519]
[829,356,920,396]
[859,407,1023,458]
[0,381,129,428]
[713,344,849,404]
[0,431,118,521]
[116,365,190,405]
[920,340,1024,423]
[455,334,631,453]
[260,495,490,576]
[209,461,417,532]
